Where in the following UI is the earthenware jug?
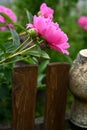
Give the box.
[69,49,87,128]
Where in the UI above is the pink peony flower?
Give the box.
[27,16,69,55]
[40,3,54,19]
[0,5,17,30]
[77,16,87,30]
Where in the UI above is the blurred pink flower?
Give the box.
[40,3,54,19]
[0,5,17,31]
[76,7,80,12]
[27,16,69,55]
[78,16,87,30]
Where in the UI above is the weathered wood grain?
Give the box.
[12,63,38,130]
[11,62,86,130]
[45,62,70,130]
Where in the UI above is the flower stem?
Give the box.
[0,44,36,64]
[13,36,30,53]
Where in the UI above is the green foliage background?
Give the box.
[0,0,87,124]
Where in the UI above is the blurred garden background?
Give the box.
[0,0,87,126]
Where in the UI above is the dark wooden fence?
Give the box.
[0,62,86,130]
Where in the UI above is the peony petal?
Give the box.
[40,3,54,19]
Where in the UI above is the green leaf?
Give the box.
[0,12,14,24]
[0,44,6,52]
[14,23,26,31]
[25,9,33,23]
[0,31,11,42]
[41,50,50,59]
[37,74,46,86]
[24,57,38,64]
[10,29,20,49]
[22,45,50,59]
[38,60,49,74]
[0,86,10,100]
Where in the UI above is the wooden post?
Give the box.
[45,63,70,130]
[12,63,38,130]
